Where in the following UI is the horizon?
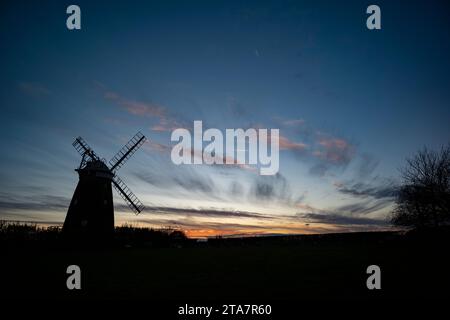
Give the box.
[0,219,401,240]
[1,0,449,238]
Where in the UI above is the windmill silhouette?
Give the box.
[63,132,146,237]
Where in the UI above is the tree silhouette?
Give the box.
[391,145,450,229]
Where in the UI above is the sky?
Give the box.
[1,0,449,237]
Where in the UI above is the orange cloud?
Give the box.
[181,222,345,239]
[279,135,308,151]
[318,138,349,150]
[145,140,171,153]
[150,118,183,132]
[103,89,184,133]
[315,136,355,165]
[104,91,165,118]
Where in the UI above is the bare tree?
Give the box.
[391,145,450,229]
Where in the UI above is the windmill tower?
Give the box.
[63,132,146,237]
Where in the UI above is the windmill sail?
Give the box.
[109,132,146,172]
[112,175,145,214]
[73,136,100,164]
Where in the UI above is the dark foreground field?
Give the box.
[1,230,449,301]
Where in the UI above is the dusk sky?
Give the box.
[1,0,449,237]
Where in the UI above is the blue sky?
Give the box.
[1,0,449,237]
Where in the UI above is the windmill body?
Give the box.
[63,133,146,237]
[64,160,115,236]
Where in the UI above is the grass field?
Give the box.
[1,230,448,301]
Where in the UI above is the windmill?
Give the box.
[63,132,146,237]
